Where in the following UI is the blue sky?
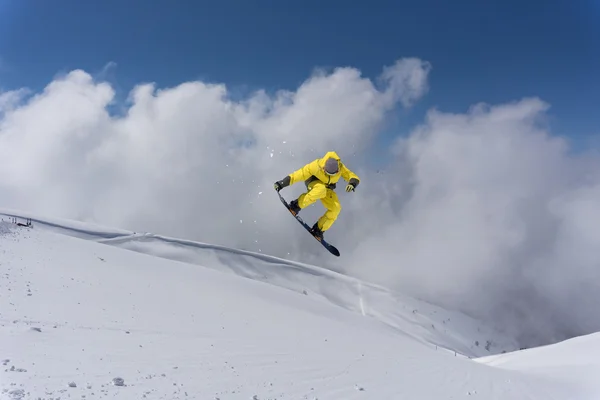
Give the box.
[1,0,598,151]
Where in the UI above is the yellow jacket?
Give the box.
[289,151,360,189]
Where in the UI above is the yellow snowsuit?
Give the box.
[288,151,360,232]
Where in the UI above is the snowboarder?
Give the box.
[274,151,360,240]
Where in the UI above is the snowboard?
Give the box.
[276,190,340,257]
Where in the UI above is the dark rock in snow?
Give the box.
[112,377,125,386]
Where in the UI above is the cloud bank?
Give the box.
[1,58,599,348]
[345,98,600,347]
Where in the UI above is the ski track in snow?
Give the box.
[0,210,599,399]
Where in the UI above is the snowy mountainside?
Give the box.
[0,209,517,358]
[475,332,600,395]
[1,212,600,399]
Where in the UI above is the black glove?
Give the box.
[274,176,291,192]
[345,178,359,192]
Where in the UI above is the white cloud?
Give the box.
[0,87,29,114]
[343,98,600,347]
[2,58,600,348]
[379,58,431,107]
[0,58,430,253]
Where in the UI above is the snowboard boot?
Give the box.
[311,222,324,240]
[289,199,301,215]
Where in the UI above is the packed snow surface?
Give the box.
[1,209,599,399]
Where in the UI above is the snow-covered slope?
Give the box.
[0,209,518,358]
[476,333,600,396]
[1,210,599,399]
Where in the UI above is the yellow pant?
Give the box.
[297,181,341,231]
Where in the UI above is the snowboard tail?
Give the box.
[277,191,340,257]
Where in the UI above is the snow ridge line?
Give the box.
[0,210,131,239]
[101,232,378,286]
[0,209,381,289]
